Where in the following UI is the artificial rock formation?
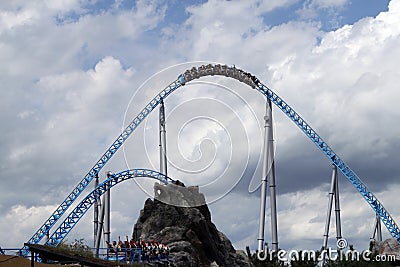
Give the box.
[371,238,400,261]
[132,182,249,267]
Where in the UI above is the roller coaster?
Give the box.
[22,63,400,256]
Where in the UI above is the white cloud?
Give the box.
[0,1,166,81]
[309,0,349,9]
[1,0,399,254]
[257,0,299,13]
[211,183,400,251]
[44,0,82,12]
[0,205,57,247]
[0,9,39,32]
[295,0,350,29]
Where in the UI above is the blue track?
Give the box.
[24,64,400,254]
[45,169,174,246]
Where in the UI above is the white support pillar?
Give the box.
[257,99,279,252]
[323,165,337,250]
[267,99,279,252]
[371,215,382,242]
[94,174,99,247]
[334,167,342,243]
[104,171,111,244]
[257,101,269,252]
[376,215,382,242]
[321,165,344,267]
[159,99,168,177]
[95,194,106,257]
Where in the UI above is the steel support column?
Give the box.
[159,99,168,177]
[95,194,106,257]
[371,214,383,242]
[267,99,279,252]
[257,102,269,252]
[258,99,278,252]
[376,215,383,241]
[334,167,342,243]
[323,165,337,250]
[94,174,99,247]
[104,171,111,244]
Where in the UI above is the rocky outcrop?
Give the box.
[371,238,400,260]
[132,182,250,267]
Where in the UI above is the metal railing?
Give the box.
[0,246,171,265]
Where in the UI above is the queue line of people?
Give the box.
[106,235,169,263]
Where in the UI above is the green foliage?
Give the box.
[53,239,142,266]
[290,250,319,267]
[57,238,93,258]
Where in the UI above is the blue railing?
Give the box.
[0,246,170,265]
[99,247,170,264]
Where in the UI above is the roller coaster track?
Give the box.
[45,169,174,246]
[24,63,400,255]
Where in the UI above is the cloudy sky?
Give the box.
[1,0,399,254]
